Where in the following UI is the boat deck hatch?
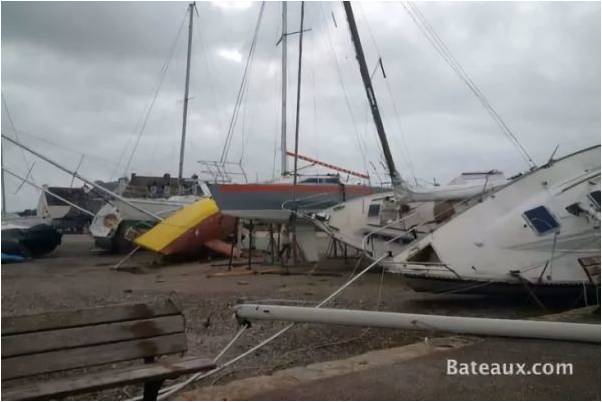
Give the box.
[522,206,559,235]
[368,204,380,217]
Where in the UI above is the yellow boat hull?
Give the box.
[134,198,236,255]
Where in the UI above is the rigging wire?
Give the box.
[118,7,189,177]
[194,7,227,136]
[1,127,124,177]
[219,2,266,164]
[357,4,418,185]
[142,252,389,401]
[239,17,263,168]
[308,8,319,162]
[1,93,33,177]
[318,3,370,181]
[270,8,283,179]
[401,1,536,169]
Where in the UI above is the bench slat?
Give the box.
[2,357,215,400]
[2,333,187,380]
[2,315,185,358]
[2,300,180,335]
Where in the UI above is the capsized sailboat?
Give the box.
[386,145,601,297]
[89,174,202,252]
[306,2,600,299]
[134,197,237,256]
[309,170,508,257]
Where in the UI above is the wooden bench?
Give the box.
[1,299,215,400]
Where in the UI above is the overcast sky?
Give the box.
[2,1,600,211]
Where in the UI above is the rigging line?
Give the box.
[229,66,255,163]
[222,3,264,165]
[239,59,253,165]
[239,17,264,168]
[1,93,33,176]
[5,128,122,167]
[219,2,266,163]
[402,2,535,169]
[194,7,227,136]
[357,4,417,184]
[121,7,189,176]
[403,2,516,151]
[318,3,370,179]
[383,77,418,185]
[151,252,389,400]
[309,17,319,161]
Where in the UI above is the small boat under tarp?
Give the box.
[1,253,27,263]
[1,217,62,257]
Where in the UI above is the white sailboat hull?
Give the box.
[387,145,601,294]
[89,196,198,250]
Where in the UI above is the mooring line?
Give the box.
[129,252,390,400]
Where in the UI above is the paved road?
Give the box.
[254,337,601,400]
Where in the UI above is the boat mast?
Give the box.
[1,134,164,221]
[1,145,6,216]
[342,1,403,193]
[2,167,95,218]
[280,1,288,176]
[178,2,195,190]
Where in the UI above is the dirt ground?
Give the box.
[1,235,595,400]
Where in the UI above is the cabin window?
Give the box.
[588,190,600,209]
[368,204,380,217]
[300,178,319,184]
[523,206,559,235]
[565,203,585,217]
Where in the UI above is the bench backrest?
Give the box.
[1,299,187,381]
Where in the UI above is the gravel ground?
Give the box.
[1,235,587,400]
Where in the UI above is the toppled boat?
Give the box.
[386,145,601,297]
[37,185,105,233]
[306,2,601,300]
[89,174,202,252]
[134,198,237,256]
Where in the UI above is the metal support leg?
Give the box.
[514,273,547,311]
[143,379,165,401]
[228,218,238,271]
[247,220,254,270]
[142,356,164,400]
[269,224,275,265]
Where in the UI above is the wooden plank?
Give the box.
[2,299,180,335]
[2,333,187,381]
[2,315,184,358]
[2,357,215,401]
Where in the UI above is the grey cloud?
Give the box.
[1,1,600,211]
